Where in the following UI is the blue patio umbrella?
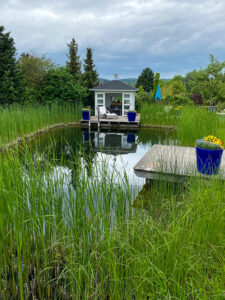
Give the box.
[155,85,161,101]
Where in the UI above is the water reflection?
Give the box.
[92,131,137,155]
[28,127,177,192]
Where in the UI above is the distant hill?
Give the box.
[99,78,110,84]
[120,78,137,87]
[99,78,137,87]
[99,78,170,88]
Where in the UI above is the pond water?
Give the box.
[29,127,177,193]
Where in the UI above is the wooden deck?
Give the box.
[80,114,140,129]
[134,144,225,182]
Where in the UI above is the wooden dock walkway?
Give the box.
[134,145,225,182]
[80,114,140,129]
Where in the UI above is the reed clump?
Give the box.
[141,104,225,147]
[0,144,224,299]
[140,103,179,126]
[0,103,81,146]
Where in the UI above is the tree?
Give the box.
[18,52,55,90]
[17,52,55,103]
[66,38,81,84]
[135,67,154,92]
[82,47,99,89]
[170,75,186,95]
[153,72,160,99]
[0,25,21,104]
[184,55,225,102]
[41,67,87,104]
[82,47,99,106]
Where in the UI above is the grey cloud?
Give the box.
[0,0,225,78]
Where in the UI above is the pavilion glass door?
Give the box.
[122,93,131,116]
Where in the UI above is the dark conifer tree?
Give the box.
[136,67,154,92]
[82,47,99,89]
[82,47,99,106]
[66,38,81,84]
[0,25,21,104]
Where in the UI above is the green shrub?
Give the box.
[135,91,153,111]
[165,95,193,106]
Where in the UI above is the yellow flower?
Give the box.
[204,135,224,149]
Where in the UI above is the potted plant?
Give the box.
[196,135,224,175]
[174,105,183,116]
[82,108,90,120]
[127,110,136,122]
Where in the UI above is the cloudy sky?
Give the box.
[1,0,225,79]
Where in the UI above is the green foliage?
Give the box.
[177,107,220,146]
[0,103,82,145]
[0,145,224,298]
[153,72,160,99]
[82,47,99,106]
[140,103,179,126]
[196,139,222,150]
[135,90,153,110]
[0,26,21,104]
[136,67,154,92]
[217,102,225,112]
[82,47,99,89]
[170,75,186,95]
[184,55,225,102]
[22,87,41,104]
[18,52,55,90]
[66,38,81,84]
[41,67,87,104]
[165,95,193,106]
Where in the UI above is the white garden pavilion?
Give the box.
[90,80,138,116]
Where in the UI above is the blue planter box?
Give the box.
[128,112,136,122]
[196,146,223,175]
[82,110,90,120]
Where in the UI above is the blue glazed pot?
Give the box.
[196,146,223,175]
[127,133,135,143]
[128,112,136,122]
[82,110,90,120]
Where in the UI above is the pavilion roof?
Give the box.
[90,80,138,91]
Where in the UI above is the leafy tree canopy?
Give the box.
[18,52,55,90]
[184,55,225,101]
[41,67,87,104]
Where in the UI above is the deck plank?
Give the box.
[134,144,225,181]
[80,113,140,129]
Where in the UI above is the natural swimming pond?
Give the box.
[28,126,177,200]
[3,126,222,299]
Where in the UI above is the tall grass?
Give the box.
[0,103,82,145]
[141,104,225,146]
[177,107,219,146]
[140,103,179,126]
[0,145,224,299]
